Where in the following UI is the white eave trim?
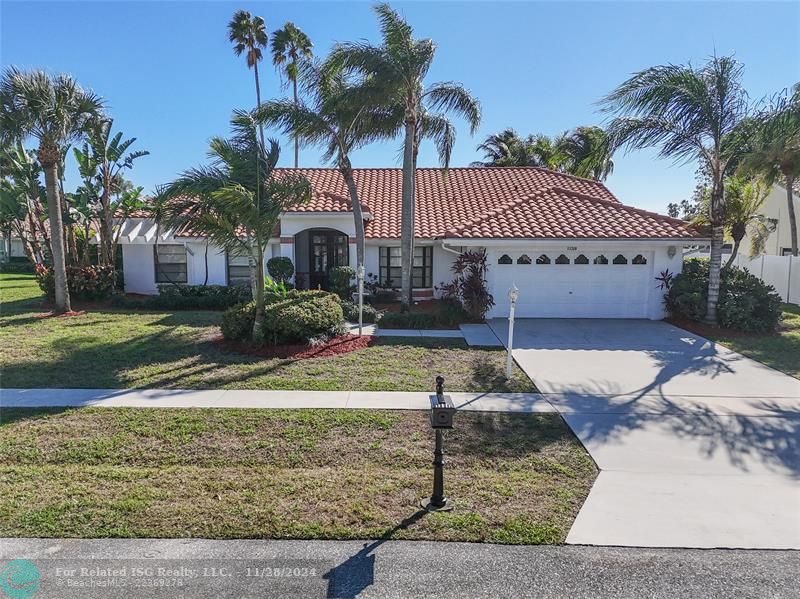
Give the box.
[441,237,710,246]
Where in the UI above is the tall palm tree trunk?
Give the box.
[705,185,725,325]
[40,151,71,313]
[340,163,365,268]
[249,63,265,295]
[400,116,416,312]
[292,78,300,168]
[252,243,266,341]
[785,174,798,256]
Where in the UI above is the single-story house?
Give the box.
[116,167,705,319]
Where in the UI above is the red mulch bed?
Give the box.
[665,317,776,339]
[212,333,376,360]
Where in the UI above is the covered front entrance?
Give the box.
[295,228,350,290]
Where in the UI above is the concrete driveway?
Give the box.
[488,318,800,549]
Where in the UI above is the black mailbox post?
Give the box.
[425,376,455,511]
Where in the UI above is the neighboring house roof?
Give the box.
[282,167,701,240]
[122,167,703,241]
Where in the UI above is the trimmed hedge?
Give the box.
[666,258,782,332]
[221,289,345,345]
[112,285,251,311]
[379,301,469,329]
[329,266,355,300]
[35,264,116,301]
[341,300,380,324]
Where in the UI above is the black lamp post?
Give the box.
[424,375,455,511]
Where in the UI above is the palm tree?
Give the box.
[473,128,526,166]
[738,92,800,256]
[693,176,775,267]
[228,10,270,295]
[0,68,104,312]
[73,119,149,268]
[228,9,269,143]
[271,22,313,168]
[601,56,749,325]
[557,126,615,181]
[255,60,398,277]
[0,141,49,264]
[156,113,311,340]
[330,3,481,310]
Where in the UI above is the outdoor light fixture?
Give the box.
[667,246,677,259]
[423,375,455,511]
[356,264,365,336]
[506,284,519,379]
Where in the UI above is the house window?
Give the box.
[498,254,513,265]
[555,254,570,264]
[575,254,589,265]
[632,254,648,265]
[517,254,532,265]
[612,254,628,265]
[379,246,433,288]
[536,254,551,265]
[154,244,187,284]
[594,255,608,265]
[227,251,251,286]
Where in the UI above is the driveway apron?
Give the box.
[489,318,800,549]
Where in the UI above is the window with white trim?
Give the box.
[154,244,187,284]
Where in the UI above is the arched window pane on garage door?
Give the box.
[517,254,532,264]
[574,254,589,265]
[612,254,628,265]
[498,254,513,265]
[555,254,570,264]
[632,254,647,265]
[594,254,608,264]
[536,254,551,264]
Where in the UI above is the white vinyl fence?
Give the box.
[685,251,799,305]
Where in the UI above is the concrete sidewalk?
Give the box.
[2,538,797,599]
[0,388,551,413]
[346,323,464,338]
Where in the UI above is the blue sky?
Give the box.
[2,1,798,213]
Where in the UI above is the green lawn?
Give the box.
[0,274,534,392]
[0,407,597,542]
[699,304,800,379]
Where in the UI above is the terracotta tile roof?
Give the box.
[281,167,701,240]
[445,187,702,240]
[120,167,702,241]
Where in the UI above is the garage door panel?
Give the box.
[488,249,653,319]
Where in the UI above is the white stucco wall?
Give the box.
[186,242,227,286]
[122,244,158,294]
[741,184,800,256]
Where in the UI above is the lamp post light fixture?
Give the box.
[423,375,455,511]
[356,264,365,336]
[506,284,519,379]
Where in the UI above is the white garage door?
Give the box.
[487,249,654,318]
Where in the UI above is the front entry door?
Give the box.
[309,229,349,290]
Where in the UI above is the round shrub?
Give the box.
[666,259,782,332]
[341,299,379,323]
[328,265,355,300]
[266,257,294,283]
[262,291,344,345]
[221,301,256,341]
